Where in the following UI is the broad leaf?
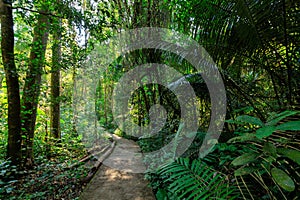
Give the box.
[271,168,295,192]
[277,148,300,165]
[231,153,258,166]
[256,126,276,139]
[236,115,264,127]
[276,121,300,131]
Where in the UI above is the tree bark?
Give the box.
[21,10,50,166]
[0,0,22,165]
[50,18,62,139]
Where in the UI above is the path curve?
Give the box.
[80,135,155,200]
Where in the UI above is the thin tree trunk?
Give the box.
[72,65,78,136]
[21,10,50,167]
[0,0,22,165]
[104,76,108,125]
[50,18,62,139]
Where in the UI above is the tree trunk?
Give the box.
[50,18,62,139]
[0,0,22,165]
[72,65,78,136]
[21,10,50,167]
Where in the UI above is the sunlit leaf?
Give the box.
[256,126,276,139]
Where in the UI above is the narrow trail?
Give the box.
[80,135,156,200]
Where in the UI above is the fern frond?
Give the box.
[158,158,239,199]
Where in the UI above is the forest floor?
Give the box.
[79,135,155,200]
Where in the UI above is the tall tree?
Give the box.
[21,7,50,166]
[50,17,62,139]
[0,0,22,165]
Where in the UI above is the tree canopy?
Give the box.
[0,0,299,199]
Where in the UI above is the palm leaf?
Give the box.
[158,158,238,199]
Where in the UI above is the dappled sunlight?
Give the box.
[80,137,155,200]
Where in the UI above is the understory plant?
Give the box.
[227,110,300,199]
[153,157,239,200]
[148,110,300,200]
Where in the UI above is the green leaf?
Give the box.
[234,166,257,176]
[271,168,295,192]
[256,126,276,139]
[266,110,299,126]
[236,115,264,127]
[158,158,237,199]
[231,153,258,166]
[277,148,300,165]
[156,188,168,200]
[227,133,258,143]
[276,121,300,131]
[263,142,277,157]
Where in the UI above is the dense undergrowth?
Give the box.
[0,136,89,200]
[138,109,300,200]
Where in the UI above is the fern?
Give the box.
[157,158,238,200]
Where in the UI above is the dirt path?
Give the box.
[80,135,156,200]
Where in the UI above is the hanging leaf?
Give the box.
[277,148,300,165]
[271,168,295,192]
[276,121,300,131]
[231,152,258,166]
[236,115,264,127]
[256,126,276,139]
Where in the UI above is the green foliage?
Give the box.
[266,111,299,126]
[277,148,300,166]
[227,110,300,139]
[0,80,88,199]
[227,110,300,199]
[143,111,299,199]
[1,0,300,199]
[147,110,300,199]
[155,158,238,200]
[271,168,295,192]
[231,152,258,167]
[0,138,88,200]
[236,115,264,127]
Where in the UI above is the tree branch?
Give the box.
[12,6,62,18]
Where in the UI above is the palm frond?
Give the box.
[157,158,239,199]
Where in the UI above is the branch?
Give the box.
[12,6,62,18]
